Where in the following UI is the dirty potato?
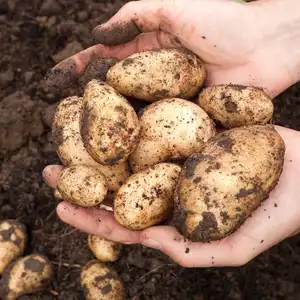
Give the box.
[175,125,285,242]
[81,79,140,165]
[88,235,122,262]
[114,163,182,230]
[197,84,274,128]
[106,48,206,102]
[81,260,124,300]
[52,95,130,191]
[0,220,27,276]
[57,165,108,207]
[0,254,53,300]
[129,98,216,172]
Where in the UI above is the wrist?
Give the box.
[250,0,300,87]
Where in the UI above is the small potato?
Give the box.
[57,165,108,207]
[0,254,53,300]
[52,96,130,191]
[53,189,63,201]
[197,84,274,128]
[106,48,206,102]
[175,125,285,242]
[88,235,122,262]
[81,260,124,300]
[129,98,216,172]
[81,79,140,165]
[114,163,182,230]
[0,220,27,276]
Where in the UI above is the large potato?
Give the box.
[0,220,27,276]
[0,254,53,300]
[106,48,206,102]
[114,163,181,230]
[81,260,124,300]
[81,79,140,165]
[57,165,108,207]
[88,235,122,262]
[197,84,274,128]
[129,98,216,172]
[52,95,130,191]
[174,125,285,242]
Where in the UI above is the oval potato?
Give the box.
[197,84,274,128]
[88,235,122,262]
[81,79,140,165]
[52,96,130,191]
[0,254,53,300]
[114,163,182,230]
[106,48,206,102]
[129,98,216,172]
[175,125,285,242]
[57,165,108,207]
[81,260,124,300]
[0,220,27,276]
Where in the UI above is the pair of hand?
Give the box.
[43,0,300,267]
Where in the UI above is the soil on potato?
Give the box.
[1,0,300,299]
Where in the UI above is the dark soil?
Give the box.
[1,0,300,299]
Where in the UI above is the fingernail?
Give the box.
[141,239,162,250]
[42,166,54,186]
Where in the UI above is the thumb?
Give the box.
[92,0,179,45]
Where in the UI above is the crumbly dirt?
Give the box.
[1,0,300,299]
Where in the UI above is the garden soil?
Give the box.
[1,0,300,299]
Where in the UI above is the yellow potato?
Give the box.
[81,79,140,165]
[52,95,130,191]
[88,235,122,262]
[129,98,216,172]
[0,220,27,276]
[175,125,285,242]
[114,163,181,230]
[81,260,124,300]
[197,85,274,128]
[57,165,108,207]
[0,254,53,300]
[106,48,206,102]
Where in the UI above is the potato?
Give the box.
[174,125,285,242]
[81,79,140,165]
[57,165,108,207]
[197,84,274,128]
[81,260,124,300]
[114,163,181,230]
[129,98,216,172]
[88,235,122,262]
[106,48,206,102]
[52,95,130,191]
[0,254,53,300]
[0,220,27,276]
[53,189,63,201]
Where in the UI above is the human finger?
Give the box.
[42,165,64,188]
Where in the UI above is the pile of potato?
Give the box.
[50,47,285,299]
[0,220,53,300]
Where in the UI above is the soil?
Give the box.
[1,0,300,299]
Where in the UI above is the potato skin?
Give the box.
[81,79,140,165]
[114,163,182,230]
[57,165,108,207]
[88,235,122,262]
[81,260,124,300]
[197,84,274,128]
[106,48,206,102]
[0,254,53,300]
[129,98,216,172]
[0,220,27,276]
[52,95,130,191]
[174,125,285,242]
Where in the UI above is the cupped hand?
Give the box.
[45,0,299,97]
[43,125,300,267]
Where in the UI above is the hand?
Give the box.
[44,0,300,97]
[43,125,300,267]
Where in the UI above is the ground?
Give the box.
[1,0,300,299]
